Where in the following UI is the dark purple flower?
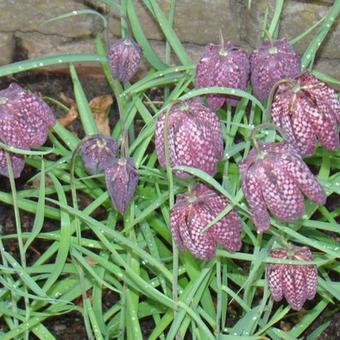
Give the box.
[0,148,25,178]
[105,157,139,213]
[80,134,118,175]
[170,183,243,260]
[267,246,317,311]
[108,37,142,83]
[239,142,326,232]
[250,38,300,101]
[155,98,223,178]
[0,83,56,148]
[271,72,340,156]
[196,41,250,108]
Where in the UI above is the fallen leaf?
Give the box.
[89,95,113,135]
[57,93,78,127]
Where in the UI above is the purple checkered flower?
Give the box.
[170,183,243,260]
[0,83,56,148]
[267,246,317,311]
[105,157,139,214]
[0,83,56,178]
[250,38,300,101]
[80,134,118,175]
[271,72,340,156]
[155,98,223,178]
[239,142,326,232]
[196,41,250,108]
[108,37,142,83]
[0,149,25,178]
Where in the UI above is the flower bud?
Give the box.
[108,37,142,83]
[105,157,139,213]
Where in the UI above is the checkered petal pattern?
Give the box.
[239,142,326,232]
[80,134,118,175]
[105,157,139,214]
[267,246,317,311]
[271,72,340,156]
[0,148,25,178]
[155,98,223,178]
[108,37,142,83]
[195,42,250,109]
[250,38,300,101]
[170,183,243,260]
[0,83,56,178]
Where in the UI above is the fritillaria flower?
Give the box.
[0,83,56,178]
[239,142,326,232]
[155,98,223,178]
[108,37,142,83]
[250,38,300,101]
[0,83,55,148]
[170,183,243,260]
[105,157,139,214]
[271,72,340,156]
[0,149,25,178]
[267,246,317,311]
[196,41,250,108]
[80,134,118,175]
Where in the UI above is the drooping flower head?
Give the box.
[250,38,300,101]
[170,183,243,260]
[0,83,56,178]
[239,142,326,232]
[105,157,139,214]
[267,246,317,310]
[271,72,340,156]
[196,41,250,108]
[80,134,118,175]
[0,83,56,148]
[108,37,142,83]
[155,98,223,178]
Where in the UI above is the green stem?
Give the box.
[215,259,222,336]
[113,79,129,158]
[5,151,30,339]
[163,101,179,331]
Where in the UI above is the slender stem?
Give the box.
[163,102,179,329]
[215,259,222,335]
[5,151,30,339]
[113,79,129,158]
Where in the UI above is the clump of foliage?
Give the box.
[0,1,339,339]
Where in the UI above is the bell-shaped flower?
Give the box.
[250,38,300,101]
[196,41,250,108]
[239,142,326,232]
[170,183,243,260]
[271,72,340,156]
[155,98,223,178]
[267,246,317,311]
